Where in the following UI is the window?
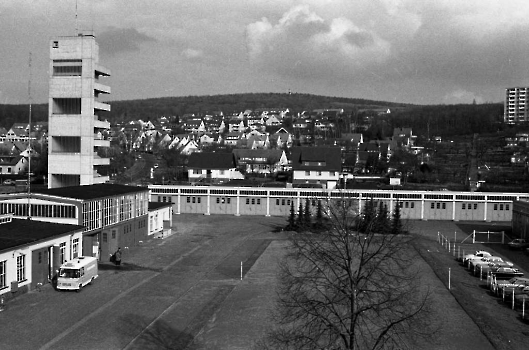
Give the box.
[103,232,108,243]
[257,199,261,205]
[474,203,477,210]
[500,204,504,210]
[494,204,498,210]
[0,260,6,289]
[17,255,25,282]
[72,238,79,258]
[431,203,435,209]
[462,203,466,210]
[52,41,59,48]
[59,242,66,264]
[317,171,322,176]
[305,171,310,176]
[436,203,440,209]
[112,230,116,239]
[187,197,190,203]
[442,203,446,209]
[227,198,231,204]
[251,199,255,205]
[506,204,510,210]
[405,202,409,208]
[217,198,220,204]
[246,198,250,205]
[276,199,279,205]
[411,202,414,208]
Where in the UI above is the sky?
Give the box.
[1,0,529,106]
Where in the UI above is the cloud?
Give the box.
[182,48,203,60]
[97,27,156,55]
[246,5,390,82]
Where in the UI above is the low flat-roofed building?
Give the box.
[0,214,84,299]
[148,202,173,239]
[0,184,149,262]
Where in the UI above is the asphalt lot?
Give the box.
[0,215,515,349]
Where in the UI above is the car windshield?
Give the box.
[59,268,80,278]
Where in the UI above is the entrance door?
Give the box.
[31,247,49,289]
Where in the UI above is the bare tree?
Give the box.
[260,199,432,350]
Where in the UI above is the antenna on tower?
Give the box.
[27,52,33,219]
[75,0,79,35]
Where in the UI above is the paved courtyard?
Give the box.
[0,215,501,349]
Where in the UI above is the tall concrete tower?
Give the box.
[48,32,111,188]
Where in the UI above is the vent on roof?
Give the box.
[0,213,13,224]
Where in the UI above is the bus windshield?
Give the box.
[59,268,80,279]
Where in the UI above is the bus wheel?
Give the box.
[88,277,93,285]
[77,284,82,292]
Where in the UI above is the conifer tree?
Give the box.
[287,201,296,230]
[304,198,311,228]
[297,201,305,229]
[392,200,403,234]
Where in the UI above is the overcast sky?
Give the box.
[1,0,528,105]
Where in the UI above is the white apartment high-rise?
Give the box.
[48,32,111,188]
[504,87,529,124]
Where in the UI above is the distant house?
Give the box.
[187,152,244,183]
[290,147,342,189]
[393,127,416,148]
[233,149,289,174]
[0,155,28,175]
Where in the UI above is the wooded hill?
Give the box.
[0,93,508,138]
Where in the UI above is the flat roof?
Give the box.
[0,219,84,252]
[32,184,148,201]
[148,202,172,210]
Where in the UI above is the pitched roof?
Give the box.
[187,152,236,169]
[0,218,84,252]
[290,147,342,171]
[32,184,148,200]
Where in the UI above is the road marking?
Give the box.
[39,245,202,350]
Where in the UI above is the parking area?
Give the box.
[414,220,529,350]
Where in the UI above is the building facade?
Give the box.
[48,33,111,188]
[0,214,85,298]
[0,184,149,262]
[504,87,529,124]
[150,184,521,222]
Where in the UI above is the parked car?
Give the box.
[492,277,529,295]
[462,250,491,265]
[477,262,517,278]
[2,179,15,186]
[470,256,512,271]
[508,239,529,250]
[489,266,524,280]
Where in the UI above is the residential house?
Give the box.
[0,155,28,175]
[228,119,246,133]
[393,127,416,148]
[290,147,341,189]
[233,149,288,174]
[187,152,243,183]
[224,132,243,146]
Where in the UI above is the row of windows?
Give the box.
[462,203,478,210]
[181,189,208,194]
[276,199,293,206]
[0,203,76,218]
[246,198,262,205]
[216,197,231,204]
[456,195,486,200]
[488,196,517,201]
[493,203,510,211]
[158,196,173,203]
[303,171,336,176]
[431,202,447,210]
[240,190,266,196]
[186,196,202,203]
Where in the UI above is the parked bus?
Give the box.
[57,256,98,292]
